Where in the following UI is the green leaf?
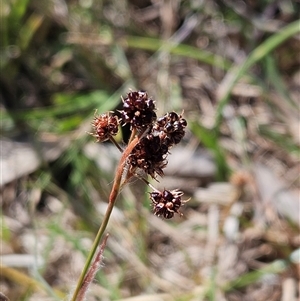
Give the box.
[264,54,297,109]
[259,125,300,155]
[18,13,44,50]
[7,0,31,31]
[126,36,232,71]
[1,90,122,135]
[223,260,287,291]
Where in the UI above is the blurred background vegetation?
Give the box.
[1,0,299,300]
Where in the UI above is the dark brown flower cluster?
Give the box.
[127,111,187,180]
[118,91,187,181]
[150,189,185,219]
[90,90,188,218]
[128,134,168,178]
[153,112,187,147]
[121,91,157,130]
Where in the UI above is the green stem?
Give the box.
[70,136,140,301]
[69,193,118,301]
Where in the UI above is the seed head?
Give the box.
[121,91,157,130]
[149,189,186,219]
[91,113,120,142]
[152,112,187,147]
[126,111,187,180]
[127,134,168,179]
[89,89,189,220]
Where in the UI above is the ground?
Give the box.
[1,1,299,301]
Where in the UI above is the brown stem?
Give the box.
[69,136,140,301]
[128,128,137,144]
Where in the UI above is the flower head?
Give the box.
[149,189,186,219]
[125,111,187,180]
[152,112,187,147]
[91,113,120,142]
[121,91,157,130]
[127,134,168,179]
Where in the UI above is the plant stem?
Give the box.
[139,176,160,192]
[70,136,140,301]
[128,127,137,144]
[69,196,117,301]
[110,136,123,153]
[76,234,109,301]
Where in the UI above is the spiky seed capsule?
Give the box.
[91,113,120,142]
[127,134,168,179]
[152,112,187,147]
[121,91,157,130]
[150,189,185,219]
[126,110,187,180]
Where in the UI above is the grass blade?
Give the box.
[214,19,300,130]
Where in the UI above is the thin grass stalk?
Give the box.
[69,136,140,301]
